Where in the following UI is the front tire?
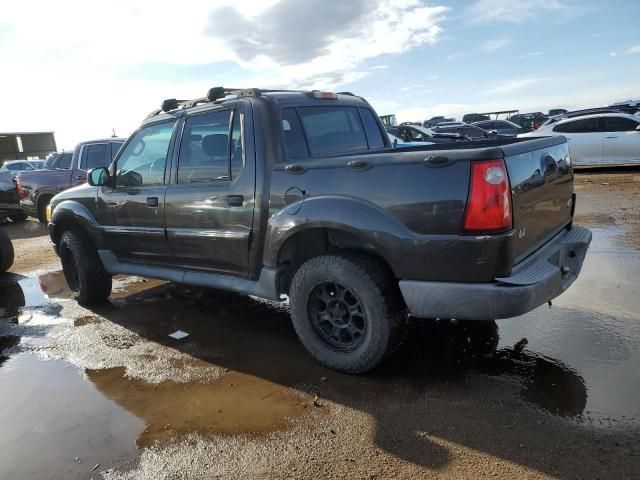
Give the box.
[289,255,405,373]
[59,230,112,305]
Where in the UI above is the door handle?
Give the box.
[605,136,618,139]
[147,197,159,208]
[75,174,85,180]
[284,164,305,174]
[347,160,369,170]
[227,195,244,207]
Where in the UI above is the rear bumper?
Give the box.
[399,225,592,320]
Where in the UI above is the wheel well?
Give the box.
[52,217,89,252]
[276,227,396,296]
[37,193,53,211]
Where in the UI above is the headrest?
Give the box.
[202,134,228,157]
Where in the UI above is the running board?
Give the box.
[98,250,281,301]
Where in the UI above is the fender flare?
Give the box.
[50,200,103,248]
[264,194,413,271]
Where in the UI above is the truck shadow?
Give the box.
[81,283,633,478]
[1,219,48,241]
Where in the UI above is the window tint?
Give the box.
[601,116,639,132]
[359,108,385,149]
[178,110,231,184]
[297,106,368,157]
[115,121,175,187]
[6,163,19,171]
[110,142,124,161]
[230,110,243,179]
[553,118,599,133]
[282,108,309,159]
[80,143,108,170]
[58,153,73,169]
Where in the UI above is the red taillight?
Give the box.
[14,178,25,200]
[311,90,338,99]
[461,159,512,234]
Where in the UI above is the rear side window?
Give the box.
[58,153,73,169]
[297,106,368,157]
[80,143,108,170]
[601,116,639,132]
[359,108,385,149]
[282,108,309,159]
[553,118,599,133]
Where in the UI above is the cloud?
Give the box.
[520,51,543,58]
[204,0,449,88]
[625,45,640,55]
[610,52,618,57]
[482,77,542,95]
[466,0,571,24]
[482,38,510,52]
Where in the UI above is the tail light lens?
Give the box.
[14,178,25,200]
[461,159,512,234]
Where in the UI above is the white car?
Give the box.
[519,113,640,167]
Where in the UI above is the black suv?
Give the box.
[47,87,591,372]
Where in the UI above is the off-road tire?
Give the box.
[289,254,406,373]
[59,230,112,305]
[0,228,15,272]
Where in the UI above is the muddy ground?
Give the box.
[1,171,640,479]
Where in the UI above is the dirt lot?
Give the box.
[1,171,640,480]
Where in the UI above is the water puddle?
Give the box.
[86,367,312,447]
[0,354,142,480]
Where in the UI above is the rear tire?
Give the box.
[59,230,112,305]
[289,254,406,373]
[0,228,15,272]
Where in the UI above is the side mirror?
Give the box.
[489,130,498,135]
[88,167,110,186]
[393,138,398,148]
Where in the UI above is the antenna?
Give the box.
[111,128,117,137]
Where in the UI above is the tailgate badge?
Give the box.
[518,227,526,239]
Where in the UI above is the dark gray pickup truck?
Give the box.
[17,139,124,222]
[46,88,591,372]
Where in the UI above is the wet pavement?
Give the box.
[1,173,640,479]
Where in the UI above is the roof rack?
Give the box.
[146,87,355,118]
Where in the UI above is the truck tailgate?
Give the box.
[501,137,573,264]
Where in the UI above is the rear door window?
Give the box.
[297,106,368,157]
[553,118,599,133]
[177,110,233,183]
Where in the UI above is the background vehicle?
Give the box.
[472,119,522,137]
[387,124,467,143]
[0,228,14,271]
[0,159,43,173]
[0,172,26,223]
[462,113,490,123]
[548,109,568,117]
[433,124,512,141]
[510,112,548,133]
[520,112,640,166]
[379,114,397,127]
[17,139,124,222]
[387,133,434,148]
[540,107,626,128]
[609,99,640,114]
[47,87,590,373]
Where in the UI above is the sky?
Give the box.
[0,0,639,150]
